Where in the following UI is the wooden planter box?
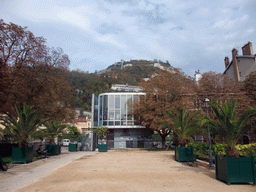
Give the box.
[175,147,195,162]
[45,144,61,155]
[68,143,77,152]
[215,155,256,185]
[12,146,34,164]
[98,144,108,152]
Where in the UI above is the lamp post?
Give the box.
[204,98,214,169]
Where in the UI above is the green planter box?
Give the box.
[68,143,77,152]
[12,146,33,164]
[98,144,108,152]
[215,155,256,185]
[175,147,194,162]
[45,144,61,155]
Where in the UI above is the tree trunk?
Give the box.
[179,140,186,148]
[226,147,239,157]
[161,135,166,149]
[19,140,28,148]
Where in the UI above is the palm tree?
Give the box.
[42,120,67,144]
[203,99,256,157]
[167,107,201,147]
[0,128,4,138]
[1,103,44,148]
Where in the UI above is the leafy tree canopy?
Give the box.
[196,72,250,114]
[94,126,108,144]
[0,19,74,120]
[133,70,195,148]
[63,125,81,142]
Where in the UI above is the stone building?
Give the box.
[223,42,256,82]
[70,116,91,134]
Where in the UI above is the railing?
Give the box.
[106,139,158,149]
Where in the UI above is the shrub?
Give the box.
[187,142,256,157]
[212,143,226,156]
[186,143,226,156]
[235,143,256,157]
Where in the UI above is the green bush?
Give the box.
[212,143,226,156]
[186,143,226,156]
[187,143,256,157]
[2,156,12,163]
[235,143,256,157]
[152,134,162,141]
[186,143,209,155]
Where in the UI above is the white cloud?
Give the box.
[56,8,92,30]
[212,20,236,29]
[95,34,126,48]
[0,0,255,76]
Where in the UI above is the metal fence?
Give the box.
[105,139,167,149]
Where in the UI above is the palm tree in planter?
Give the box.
[1,103,44,163]
[41,120,67,155]
[167,107,202,162]
[203,99,256,185]
[94,126,109,152]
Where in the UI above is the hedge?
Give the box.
[186,143,256,157]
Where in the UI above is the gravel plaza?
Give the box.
[0,149,255,192]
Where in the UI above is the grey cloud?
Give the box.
[97,22,123,35]
[142,10,168,25]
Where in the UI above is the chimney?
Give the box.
[232,48,238,59]
[242,41,253,55]
[231,48,240,82]
[224,57,229,68]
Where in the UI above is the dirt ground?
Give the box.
[14,150,255,192]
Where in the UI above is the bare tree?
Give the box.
[243,71,256,106]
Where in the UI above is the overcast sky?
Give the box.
[1,0,255,77]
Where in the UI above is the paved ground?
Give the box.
[0,149,255,192]
[0,148,95,192]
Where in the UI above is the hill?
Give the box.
[68,60,173,110]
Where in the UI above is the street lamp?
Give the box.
[204,98,214,169]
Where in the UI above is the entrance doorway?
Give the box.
[242,135,249,144]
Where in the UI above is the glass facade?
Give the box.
[98,93,145,128]
[92,92,153,149]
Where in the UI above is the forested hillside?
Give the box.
[69,60,171,111]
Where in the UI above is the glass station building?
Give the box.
[92,92,152,149]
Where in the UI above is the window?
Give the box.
[195,135,203,143]
[121,95,126,122]
[97,93,145,128]
[109,95,114,110]
[99,96,103,120]
[115,95,120,109]
[103,95,108,120]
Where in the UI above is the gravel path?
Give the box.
[2,150,254,192]
[0,150,95,192]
